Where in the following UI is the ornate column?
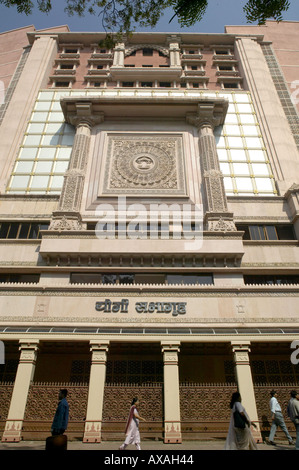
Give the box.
[161,341,182,443]
[186,101,236,232]
[2,340,39,442]
[50,101,104,230]
[83,341,109,443]
[231,342,262,442]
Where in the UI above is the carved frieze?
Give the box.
[125,44,169,57]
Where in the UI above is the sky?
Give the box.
[0,0,298,34]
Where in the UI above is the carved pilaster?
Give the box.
[161,342,182,444]
[186,101,237,232]
[83,341,109,443]
[49,102,104,231]
[231,342,262,442]
[2,340,39,442]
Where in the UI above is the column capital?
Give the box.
[18,339,40,348]
[231,342,251,365]
[186,99,228,130]
[60,98,105,128]
[89,340,110,351]
[231,341,251,352]
[114,41,126,50]
[89,341,109,364]
[161,342,180,365]
[161,341,180,352]
[166,34,181,45]
[18,340,39,364]
[18,339,40,353]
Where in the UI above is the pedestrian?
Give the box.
[224,391,258,450]
[119,397,146,450]
[268,390,293,446]
[287,390,299,450]
[51,389,69,436]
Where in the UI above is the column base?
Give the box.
[164,421,182,444]
[1,420,23,442]
[83,420,102,443]
[204,212,237,232]
[49,211,83,231]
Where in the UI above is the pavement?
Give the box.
[0,438,295,451]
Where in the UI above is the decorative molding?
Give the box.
[1,316,299,325]
[125,44,169,57]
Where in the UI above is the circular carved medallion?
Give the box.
[115,142,175,187]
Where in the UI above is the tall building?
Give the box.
[0,20,299,444]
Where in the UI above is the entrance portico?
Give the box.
[2,331,299,443]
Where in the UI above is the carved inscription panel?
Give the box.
[103,134,186,195]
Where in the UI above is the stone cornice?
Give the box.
[61,100,105,127]
[60,95,229,123]
[186,100,229,129]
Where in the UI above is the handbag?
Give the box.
[233,409,246,429]
[45,434,67,451]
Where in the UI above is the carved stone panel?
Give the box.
[103,134,186,195]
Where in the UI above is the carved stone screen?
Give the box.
[102,134,186,196]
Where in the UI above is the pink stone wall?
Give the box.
[226,21,299,111]
[124,49,169,67]
[0,25,69,93]
[0,26,35,92]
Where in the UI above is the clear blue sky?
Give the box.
[0,0,298,34]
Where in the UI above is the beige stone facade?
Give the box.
[0,22,299,445]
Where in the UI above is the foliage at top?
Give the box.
[0,0,292,41]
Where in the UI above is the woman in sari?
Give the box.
[224,392,258,450]
[119,397,146,450]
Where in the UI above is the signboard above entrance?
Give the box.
[95,299,187,316]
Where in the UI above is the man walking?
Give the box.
[51,389,69,436]
[268,390,293,446]
[288,390,299,450]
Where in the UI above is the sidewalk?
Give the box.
[0,438,293,451]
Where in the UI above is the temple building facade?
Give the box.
[0,20,299,444]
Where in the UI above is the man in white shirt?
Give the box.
[287,390,299,450]
[268,390,294,446]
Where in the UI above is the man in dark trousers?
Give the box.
[51,389,69,436]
